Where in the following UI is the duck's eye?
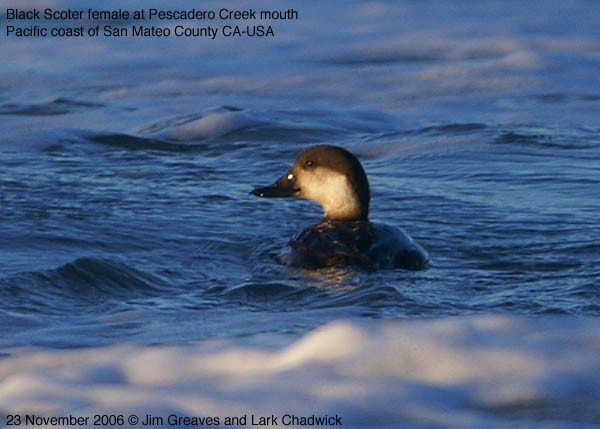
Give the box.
[287,173,294,180]
[304,160,315,168]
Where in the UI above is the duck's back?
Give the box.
[284,220,429,270]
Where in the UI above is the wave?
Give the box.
[0,257,166,315]
[87,132,200,152]
[86,105,345,151]
[493,126,599,151]
[131,106,398,143]
[0,98,104,117]
[84,105,401,154]
[216,266,434,315]
[1,315,598,428]
[140,106,264,141]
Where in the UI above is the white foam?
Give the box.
[162,109,261,141]
[1,315,599,428]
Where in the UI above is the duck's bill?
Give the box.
[251,173,299,198]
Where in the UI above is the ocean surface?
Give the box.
[1,0,599,427]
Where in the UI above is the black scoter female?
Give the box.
[251,145,429,270]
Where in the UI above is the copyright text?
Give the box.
[5,413,342,427]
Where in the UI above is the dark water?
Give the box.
[1,0,599,350]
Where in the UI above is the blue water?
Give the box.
[1,0,599,351]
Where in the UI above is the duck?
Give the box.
[251,145,429,270]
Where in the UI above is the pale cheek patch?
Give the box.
[300,169,360,218]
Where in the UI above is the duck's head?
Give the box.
[251,145,370,221]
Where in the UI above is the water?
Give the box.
[1,0,599,427]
